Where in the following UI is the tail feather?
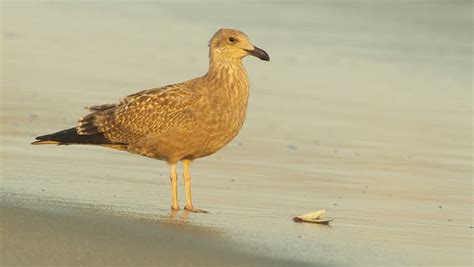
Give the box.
[32,127,115,145]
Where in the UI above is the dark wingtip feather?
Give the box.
[32,127,118,146]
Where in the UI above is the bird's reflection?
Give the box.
[164,209,190,224]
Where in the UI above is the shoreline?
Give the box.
[1,198,311,267]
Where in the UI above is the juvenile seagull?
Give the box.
[32,29,270,212]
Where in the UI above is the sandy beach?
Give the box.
[2,201,308,267]
[1,1,472,266]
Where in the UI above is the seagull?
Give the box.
[32,28,270,212]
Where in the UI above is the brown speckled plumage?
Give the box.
[32,29,270,212]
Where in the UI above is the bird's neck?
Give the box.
[205,56,249,90]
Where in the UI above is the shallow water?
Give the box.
[1,1,472,266]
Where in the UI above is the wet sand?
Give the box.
[1,1,472,266]
[2,201,306,267]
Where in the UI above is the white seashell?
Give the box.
[293,209,333,224]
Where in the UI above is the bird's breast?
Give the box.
[186,78,249,158]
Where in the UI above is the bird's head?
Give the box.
[208,28,270,62]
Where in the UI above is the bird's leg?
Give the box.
[183,159,207,213]
[169,163,180,210]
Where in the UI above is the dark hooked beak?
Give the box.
[245,46,270,61]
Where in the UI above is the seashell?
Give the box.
[293,209,333,224]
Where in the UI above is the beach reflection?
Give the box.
[164,209,190,224]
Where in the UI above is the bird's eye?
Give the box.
[228,37,236,43]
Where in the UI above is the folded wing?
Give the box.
[77,83,199,145]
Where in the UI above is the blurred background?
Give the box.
[1,1,472,266]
